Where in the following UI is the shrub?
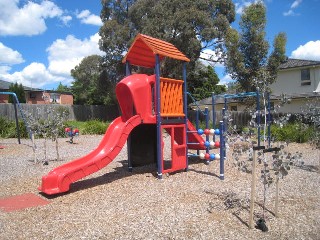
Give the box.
[82,120,109,135]
[0,117,29,138]
[271,122,312,143]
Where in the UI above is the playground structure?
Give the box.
[189,90,273,164]
[39,34,224,195]
[0,91,32,143]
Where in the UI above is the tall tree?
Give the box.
[55,82,70,93]
[8,82,26,103]
[99,0,235,84]
[188,62,226,100]
[224,2,287,92]
[71,55,115,105]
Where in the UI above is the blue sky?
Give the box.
[0,0,320,90]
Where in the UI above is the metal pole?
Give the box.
[183,62,188,171]
[196,108,200,156]
[13,96,21,144]
[212,93,215,142]
[155,55,162,179]
[219,121,224,180]
[125,61,131,76]
[222,107,227,159]
[125,60,132,171]
[205,107,209,164]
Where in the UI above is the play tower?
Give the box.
[121,33,205,178]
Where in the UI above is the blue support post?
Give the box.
[196,109,199,130]
[125,60,132,171]
[222,107,227,158]
[196,108,200,156]
[155,55,162,179]
[205,107,209,164]
[125,61,131,76]
[183,62,188,171]
[12,96,21,144]
[0,91,32,143]
[224,97,228,138]
[219,121,224,180]
[212,93,216,142]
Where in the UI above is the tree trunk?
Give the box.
[275,177,279,218]
[55,138,60,161]
[249,148,257,229]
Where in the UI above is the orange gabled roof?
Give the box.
[122,34,190,68]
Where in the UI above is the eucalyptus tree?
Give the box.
[99,0,235,94]
[224,2,287,92]
[71,55,115,105]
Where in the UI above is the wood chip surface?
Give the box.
[0,135,319,239]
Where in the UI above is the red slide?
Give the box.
[39,115,142,195]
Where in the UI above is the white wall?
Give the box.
[271,66,320,95]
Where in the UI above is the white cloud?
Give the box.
[76,10,102,26]
[290,40,320,61]
[291,0,302,8]
[200,49,224,67]
[61,15,72,26]
[220,74,233,86]
[0,42,24,65]
[0,66,11,75]
[234,0,262,14]
[0,0,69,36]
[0,33,105,88]
[283,0,302,16]
[1,62,68,88]
[47,33,104,76]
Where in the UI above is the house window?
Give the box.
[301,68,311,86]
[230,106,237,111]
[29,92,36,99]
[50,93,60,103]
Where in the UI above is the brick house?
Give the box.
[0,79,73,105]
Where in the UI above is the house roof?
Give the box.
[279,58,320,70]
[122,33,190,68]
[191,92,319,107]
[0,79,72,95]
[0,79,11,90]
[0,79,43,91]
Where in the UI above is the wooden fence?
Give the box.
[0,104,120,122]
[1,103,287,127]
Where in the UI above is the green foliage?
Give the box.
[82,120,109,135]
[99,0,235,81]
[8,82,26,103]
[224,2,287,92]
[0,117,28,138]
[188,62,226,99]
[0,117,111,139]
[56,82,70,93]
[271,122,312,143]
[71,55,116,105]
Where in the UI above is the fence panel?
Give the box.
[0,104,120,122]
